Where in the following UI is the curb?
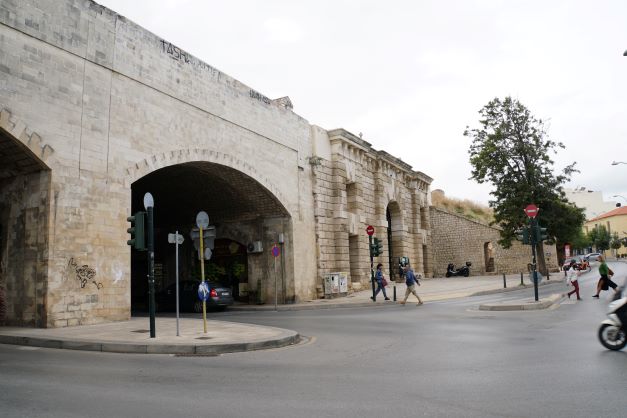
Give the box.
[478,293,564,311]
[470,278,566,297]
[0,329,300,355]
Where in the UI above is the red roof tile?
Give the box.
[589,206,627,221]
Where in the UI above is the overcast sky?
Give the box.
[97,0,627,207]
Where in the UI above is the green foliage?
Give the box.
[569,228,591,251]
[588,225,611,252]
[610,232,622,250]
[464,97,583,248]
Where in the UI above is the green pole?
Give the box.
[369,235,376,301]
[147,206,156,338]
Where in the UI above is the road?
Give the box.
[1,263,626,418]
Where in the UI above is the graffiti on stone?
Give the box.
[159,40,222,80]
[249,89,271,105]
[66,258,103,290]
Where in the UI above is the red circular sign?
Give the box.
[524,204,539,218]
[271,244,280,257]
[366,225,375,236]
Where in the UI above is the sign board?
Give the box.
[168,233,184,244]
[366,225,375,236]
[197,282,209,301]
[271,244,280,257]
[143,192,154,210]
[196,211,209,229]
[564,244,571,258]
[524,204,539,218]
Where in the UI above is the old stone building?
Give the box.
[0,0,433,327]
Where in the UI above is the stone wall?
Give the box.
[311,129,433,292]
[430,207,558,276]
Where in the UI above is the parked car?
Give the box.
[157,280,234,313]
[584,253,602,262]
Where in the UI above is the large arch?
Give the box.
[0,110,53,326]
[386,200,404,281]
[128,158,293,312]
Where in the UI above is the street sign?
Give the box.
[524,204,539,218]
[197,282,209,302]
[366,225,375,236]
[167,233,184,244]
[196,211,209,229]
[272,244,280,257]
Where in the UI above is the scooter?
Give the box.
[598,286,627,351]
[445,262,471,277]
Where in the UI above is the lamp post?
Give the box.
[143,192,156,338]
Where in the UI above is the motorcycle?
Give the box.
[445,262,471,277]
[598,286,627,351]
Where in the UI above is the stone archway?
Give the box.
[0,109,54,326]
[127,158,293,311]
[386,201,403,281]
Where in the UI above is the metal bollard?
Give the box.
[503,273,507,288]
[520,272,524,286]
[393,285,397,301]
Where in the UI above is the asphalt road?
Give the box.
[1,264,626,418]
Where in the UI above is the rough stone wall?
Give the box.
[312,129,433,293]
[0,0,317,326]
[430,207,558,276]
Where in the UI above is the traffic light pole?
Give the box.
[369,235,376,301]
[147,206,156,338]
[530,217,539,302]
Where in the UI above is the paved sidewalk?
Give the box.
[0,273,566,355]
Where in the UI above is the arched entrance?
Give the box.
[484,242,495,273]
[386,202,403,281]
[129,161,291,313]
[0,125,51,326]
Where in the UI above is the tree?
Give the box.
[610,232,622,251]
[588,225,611,252]
[464,97,583,274]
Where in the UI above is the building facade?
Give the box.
[584,206,627,258]
[0,0,433,327]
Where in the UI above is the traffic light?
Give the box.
[371,237,384,256]
[127,211,146,251]
[515,227,530,245]
[535,225,548,242]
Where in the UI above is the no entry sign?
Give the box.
[366,225,375,236]
[524,204,539,218]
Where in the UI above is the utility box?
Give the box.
[324,272,348,298]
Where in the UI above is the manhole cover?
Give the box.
[132,329,150,333]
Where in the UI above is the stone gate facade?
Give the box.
[0,0,433,327]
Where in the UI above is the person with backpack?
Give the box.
[565,259,582,300]
[400,264,423,306]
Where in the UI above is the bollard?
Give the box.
[520,272,524,286]
[393,284,397,301]
[503,273,507,288]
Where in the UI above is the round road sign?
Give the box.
[524,204,539,218]
[366,225,375,236]
[272,244,280,257]
[196,211,209,228]
[197,282,209,301]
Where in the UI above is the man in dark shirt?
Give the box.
[400,265,423,306]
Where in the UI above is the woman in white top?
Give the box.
[566,260,582,300]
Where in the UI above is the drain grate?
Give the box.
[195,336,213,340]
[175,353,219,357]
[132,329,150,333]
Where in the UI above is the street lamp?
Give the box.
[613,195,627,207]
[611,161,627,165]
[624,50,627,56]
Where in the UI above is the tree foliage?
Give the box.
[464,97,584,251]
[610,232,622,251]
[588,225,611,252]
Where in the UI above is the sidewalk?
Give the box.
[0,273,565,355]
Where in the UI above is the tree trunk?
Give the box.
[537,242,548,276]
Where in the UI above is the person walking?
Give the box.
[400,265,423,305]
[371,263,390,301]
[565,260,582,300]
[592,255,618,298]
